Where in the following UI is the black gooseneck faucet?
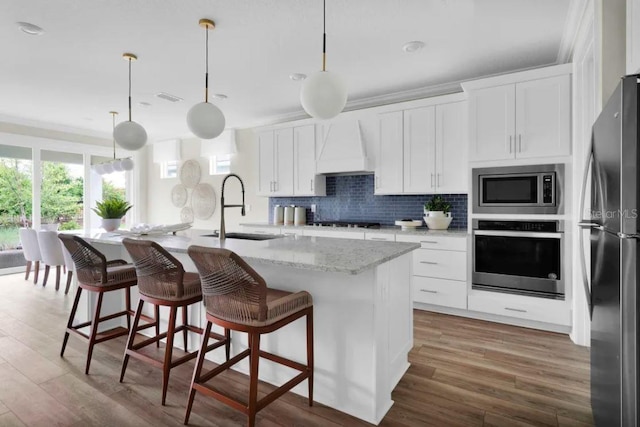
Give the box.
[219,173,245,240]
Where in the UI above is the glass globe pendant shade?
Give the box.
[120,158,134,171]
[112,160,124,172]
[300,71,347,120]
[101,162,114,174]
[114,120,147,151]
[187,102,225,139]
[93,164,105,175]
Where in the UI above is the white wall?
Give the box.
[596,0,626,105]
[144,129,269,231]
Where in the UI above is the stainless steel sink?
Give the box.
[200,232,283,241]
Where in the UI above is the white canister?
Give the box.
[284,205,295,226]
[273,205,284,225]
[294,207,306,226]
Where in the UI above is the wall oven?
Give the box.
[472,164,564,214]
[472,219,564,300]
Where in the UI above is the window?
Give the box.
[209,155,231,175]
[161,160,179,179]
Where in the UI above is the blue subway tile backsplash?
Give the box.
[269,175,467,229]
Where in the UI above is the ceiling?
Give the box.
[0,0,577,141]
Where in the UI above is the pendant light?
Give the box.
[113,53,147,151]
[300,0,347,120]
[109,111,135,172]
[187,19,225,139]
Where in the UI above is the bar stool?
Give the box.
[120,238,230,406]
[37,230,65,290]
[185,246,314,427]
[19,228,42,284]
[61,243,75,295]
[58,234,139,374]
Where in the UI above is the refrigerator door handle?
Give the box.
[578,148,595,318]
[617,232,640,239]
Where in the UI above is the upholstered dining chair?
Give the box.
[58,234,139,374]
[37,230,65,290]
[185,246,314,427]
[120,238,230,405]
[61,242,75,295]
[19,228,42,284]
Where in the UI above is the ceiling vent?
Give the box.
[155,92,183,103]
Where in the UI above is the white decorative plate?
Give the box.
[180,206,194,223]
[179,159,201,189]
[395,220,423,231]
[170,184,188,207]
[192,183,216,220]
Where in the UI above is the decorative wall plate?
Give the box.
[180,206,194,223]
[170,184,188,207]
[192,183,216,220]
[179,159,201,189]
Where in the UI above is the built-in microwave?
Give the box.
[472,164,564,214]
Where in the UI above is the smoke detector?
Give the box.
[16,22,44,36]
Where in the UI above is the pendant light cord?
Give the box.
[205,25,209,103]
[127,58,132,122]
[322,0,326,71]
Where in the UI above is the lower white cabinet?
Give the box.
[413,276,467,310]
[364,232,395,242]
[468,291,571,326]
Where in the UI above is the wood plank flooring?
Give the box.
[0,272,593,426]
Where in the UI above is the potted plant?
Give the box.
[92,198,132,232]
[423,195,453,230]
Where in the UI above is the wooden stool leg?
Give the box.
[55,266,61,291]
[64,271,73,295]
[25,260,31,280]
[162,306,178,406]
[85,291,104,374]
[247,332,261,427]
[184,320,212,425]
[43,265,50,287]
[61,287,82,357]
[182,305,188,352]
[125,286,132,332]
[120,299,144,383]
[155,305,160,348]
[307,308,314,406]
[33,261,40,284]
[225,328,231,361]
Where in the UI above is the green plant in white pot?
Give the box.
[423,195,453,230]
[92,198,132,232]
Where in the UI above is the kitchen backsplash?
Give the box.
[269,174,468,229]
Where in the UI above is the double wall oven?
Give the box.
[472,164,565,300]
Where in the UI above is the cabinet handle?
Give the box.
[437,173,441,187]
[430,173,435,188]
[504,307,527,313]
[508,136,512,154]
[369,237,388,241]
[420,240,438,244]
[310,179,314,192]
[420,261,438,265]
[518,134,522,153]
[270,181,273,192]
[375,175,379,189]
[274,181,278,192]
[420,289,438,294]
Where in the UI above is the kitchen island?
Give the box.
[76,230,419,424]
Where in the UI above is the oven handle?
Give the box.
[473,230,563,239]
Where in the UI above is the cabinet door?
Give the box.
[273,128,294,196]
[435,101,468,193]
[403,106,435,193]
[468,84,516,161]
[515,75,571,159]
[376,111,404,194]
[294,125,321,196]
[257,131,275,196]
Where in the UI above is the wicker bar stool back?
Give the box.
[58,234,138,374]
[121,238,230,405]
[185,246,314,427]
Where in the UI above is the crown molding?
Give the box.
[557,0,591,63]
[0,113,111,140]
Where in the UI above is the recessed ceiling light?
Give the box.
[212,93,227,100]
[16,22,44,36]
[155,92,183,103]
[138,101,152,108]
[289,73,307,81]
[402,41,425,54]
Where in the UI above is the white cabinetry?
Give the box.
[468,291,570,326]
[467,73,571,161]
[377,98,468,195]
[396,234,468,310]
[294,125,326,196]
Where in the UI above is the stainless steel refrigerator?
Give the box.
[579,75,639,426]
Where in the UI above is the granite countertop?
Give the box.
[80,229,420,275]
[240,222,470,237]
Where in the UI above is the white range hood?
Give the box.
[316,119,372,174]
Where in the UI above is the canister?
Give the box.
[284,205,295,226]
[273,205,284,225]
[294,207,306,226]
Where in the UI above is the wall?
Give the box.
[144,129,269,231]
[270,175,468,229]
[596,0,626,106]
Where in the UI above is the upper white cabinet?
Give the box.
[257,128,294,196]
[293,125,326,196]
[466,70,571,161]
[376,98,468,195]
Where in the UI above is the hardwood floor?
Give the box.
[0,272,593,426]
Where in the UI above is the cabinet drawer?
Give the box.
[413,276,467,309]
[396,234,467,251]
[364,232,395,242]
[413,249,467,281]
[302,229,365,240]
[468,292,570,326]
